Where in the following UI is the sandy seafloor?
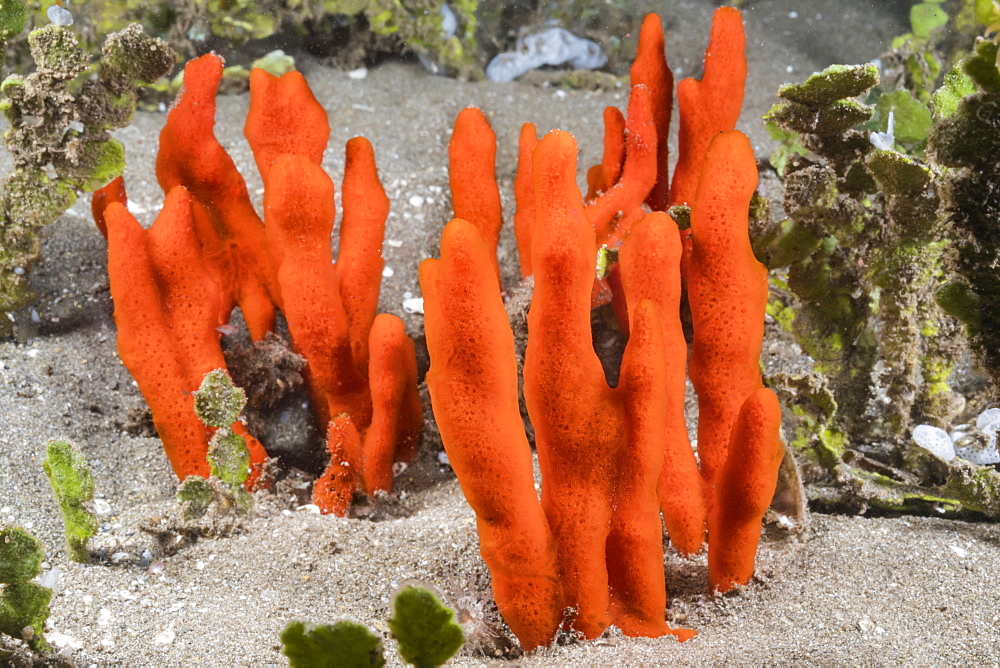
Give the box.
[3,0,1000,664]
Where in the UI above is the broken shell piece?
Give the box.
[911,424,955,462]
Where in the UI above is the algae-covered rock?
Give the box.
[931,62,977,117]
[777,63,880,106]
[764,56,964,509]
[84,0,481,78]
[929,37,1000,391]
[866,149,933,194]
[766,99,873,137]
[0,23,176,336]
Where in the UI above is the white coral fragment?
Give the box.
[486,27,607,83]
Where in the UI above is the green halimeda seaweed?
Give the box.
[188,369,253,514]
[42,440,98,563]
[874,90,933,149]
[911,1,950,40]
[194,368,247,429]
[931,62,977,117]
[176,476,214,520]
[388,585,465,668]
[0,526,51,652]
[280,585,464,667]
[281,619,386,668]
[0,0,27,44]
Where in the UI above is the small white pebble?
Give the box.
[93,499,112,516]
[47,631,83,650]
[386,239,404,248]
[382,266,394,278]
[949,544,968,558]
[296,504,321,514]
[347,67,368,80]
[437,451,450,466]
[409,195,425,207]
[153,623,176,645]
[402,297,424,314]
[39,567,60,590]
[789,11,799,18]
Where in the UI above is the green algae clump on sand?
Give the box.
[0,526,52,654]
[281,585,464,667]
[43,440,98,563]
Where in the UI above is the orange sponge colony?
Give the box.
[423,7,782,650]
[103,187,267,483]
[94,55,421,511]
[423,132,698,645]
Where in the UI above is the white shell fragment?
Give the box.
[440,3,457,39]
[955,408,1000,465]
[870,110,895,150]
[47,4,74,26]
[486,27,607,83]
[921,407,1000,466]
[976,407,1000,432]
[912,424,955,461]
